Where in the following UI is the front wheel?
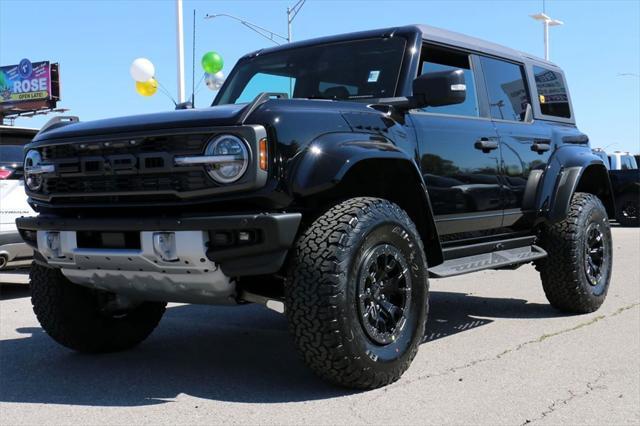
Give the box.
[536,192,613,313]
[30,264,166,353]
[285,197,429,389]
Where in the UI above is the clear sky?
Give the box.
[1,0,638,153]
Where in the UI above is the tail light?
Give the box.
[0,169,13,179]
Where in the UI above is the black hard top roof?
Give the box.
[245,24,559,69]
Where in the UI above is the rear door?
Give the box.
[478,57,553,230]
[410,44,504,239]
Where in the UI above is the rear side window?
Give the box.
[533,66,571,118]
[621,155,637,170]
[480,57,530,122]
[419,45,479,117]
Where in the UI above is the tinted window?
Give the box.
[533,66,571,118]
[621,155,637,170]
[419,46,479,117]
[621,157,630,170]
[480,57,530,122]
[216,38,406,104]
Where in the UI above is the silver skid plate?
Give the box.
[37,230,236,304]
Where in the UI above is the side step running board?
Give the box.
[428,245,547,278]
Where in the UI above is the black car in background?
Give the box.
[593,148,639,226]
[17,25,615,388]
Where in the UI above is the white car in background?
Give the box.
[0,126,37,269]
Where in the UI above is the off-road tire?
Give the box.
[285,197,429,389]
[30,263,166,353]
[536,192,612,313]
[616,192,639,227]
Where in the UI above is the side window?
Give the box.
[622,156,635,170]
[533,66,571,118]
[480,56,530,122]
[621,157,629,170]
[419,45,479,117]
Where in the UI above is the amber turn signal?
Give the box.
[259,138,268,171]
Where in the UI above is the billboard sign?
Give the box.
[0,59,60,116]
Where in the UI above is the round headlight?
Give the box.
[24,150,43,191]
[204,134,249,183]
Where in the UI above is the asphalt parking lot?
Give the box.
[0,226,638,425]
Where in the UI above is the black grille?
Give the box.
[38,133,216,201]
[44,171,210,193]
[41,133,207,160]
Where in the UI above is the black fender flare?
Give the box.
[537,145,615,223]
[289,132,443,266]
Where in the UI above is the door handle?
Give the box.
[474,138,499,153]
[531,141,551,153]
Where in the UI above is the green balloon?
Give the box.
[201,51,224,74]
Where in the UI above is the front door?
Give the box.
[410,44,504,240]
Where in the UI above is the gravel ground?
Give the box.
[1,226,638,425]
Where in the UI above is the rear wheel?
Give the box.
[285,197,429,389]
[616,193,639,227]
[30,263,166,353]
[536,192,612,313]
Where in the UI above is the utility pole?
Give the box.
[286,0,306,42]
[176,0,186,103]
[530,1,563,60]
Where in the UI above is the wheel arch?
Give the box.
[545,161,615,223]
[289,134,443,266]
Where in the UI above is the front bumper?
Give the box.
[16,213,301,304]
[16,212,301,277]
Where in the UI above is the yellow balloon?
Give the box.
[135,78,158,97]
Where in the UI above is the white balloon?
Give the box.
[130,58,155,82]
[205,71,225,91]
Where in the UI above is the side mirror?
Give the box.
[412,69,467,108]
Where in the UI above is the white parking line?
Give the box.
[0,273,30,284]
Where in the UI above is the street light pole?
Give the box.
[205,0,306,44]
[530,12,563,60]
[176,0,186,103]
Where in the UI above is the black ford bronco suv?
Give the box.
[17,25,614,389]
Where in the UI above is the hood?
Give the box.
[34,103,247,141]
[32,98,393,145]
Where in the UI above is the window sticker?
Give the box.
[367,70,380,83]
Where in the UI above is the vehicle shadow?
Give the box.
[0,283,30,301]
[0,291,565,406]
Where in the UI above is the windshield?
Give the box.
[0,145,24,166]
[214,37,407,105]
